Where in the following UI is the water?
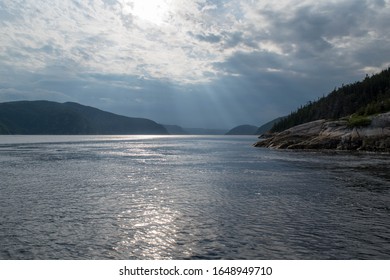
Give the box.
[0,135,389,260]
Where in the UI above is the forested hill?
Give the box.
[271,68,390,132]
[0,101,168,135]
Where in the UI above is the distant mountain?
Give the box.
[226,125,258,135]
[255,117,285,135]
[0,100,168,135]
[271,68,390,132]
[184,127,227,135]
[163,124,188,135]
[163,124,228,135]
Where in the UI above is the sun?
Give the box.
[130,0,171,26]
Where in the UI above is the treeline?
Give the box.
[271,68,390,132]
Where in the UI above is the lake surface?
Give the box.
[0,135,389,259]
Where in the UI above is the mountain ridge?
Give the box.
[0,100,168,135]
[226,125,258,135]
[256,117,285,135]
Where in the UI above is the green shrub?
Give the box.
[347,115,371,127]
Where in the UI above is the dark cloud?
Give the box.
[255,1,386,58]
[216,51,285,76]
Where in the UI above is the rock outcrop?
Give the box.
[254,112,390,152]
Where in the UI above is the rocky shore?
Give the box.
[254,112,390,152]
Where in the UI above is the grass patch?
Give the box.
[347,115,371,128]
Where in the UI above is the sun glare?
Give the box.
[130,0,171,26]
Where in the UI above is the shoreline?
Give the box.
[254,112,390,153]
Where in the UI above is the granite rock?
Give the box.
[254,112,390,152]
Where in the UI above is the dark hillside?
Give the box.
[271,68,390,132]
[163,124,188,135]
[226,125,258,135]
[256,117,285,135]
[0,101,168,135]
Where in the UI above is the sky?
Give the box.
[1,0,389,129]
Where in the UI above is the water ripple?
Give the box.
[0,135,389,259]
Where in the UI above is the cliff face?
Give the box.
[254,112,390,152]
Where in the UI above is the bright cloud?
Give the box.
[1,0,243,83]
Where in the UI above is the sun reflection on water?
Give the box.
[115,198,183,259]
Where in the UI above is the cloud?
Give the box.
[0,87,72,103]
[1,0,389,128]
[189,31,222,44]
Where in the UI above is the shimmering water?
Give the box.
[0,135,389,259]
